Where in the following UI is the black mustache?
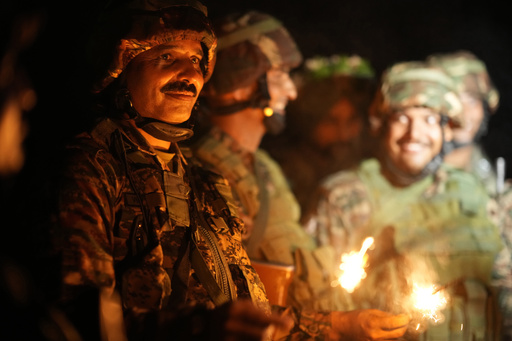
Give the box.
[160,82,197,96]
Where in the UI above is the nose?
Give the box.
[283,73,297,101]
[176,59,203,87]
[406,117,424,140]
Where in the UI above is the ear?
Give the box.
[444,123,454,142]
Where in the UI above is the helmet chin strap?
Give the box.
[203,73,286,134]
[115,88,194,142]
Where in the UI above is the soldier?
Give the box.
[426,50,501,196]
[50,1,292,340]
[193,10,410,340]
[305,61,507,340]
[261,54,377,215]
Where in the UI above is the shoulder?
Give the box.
[255,149,286,181]
[440,163,489,193]
[61,118,128,181]
[319,162,370,201]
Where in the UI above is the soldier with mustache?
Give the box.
[48,1,295,340]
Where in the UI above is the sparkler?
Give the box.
[337,237,374,293]
[411,283,448,323]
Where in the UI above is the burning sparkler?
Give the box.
[338,237,374,293]
[411,283,448,323]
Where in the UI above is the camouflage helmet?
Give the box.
[88,0,216,93]
[370,61,463,131]
[426,50,499,113]
[205,10,303,95]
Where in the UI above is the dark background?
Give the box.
[14,0,512,178]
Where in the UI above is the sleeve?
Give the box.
[270,305,333,341]
[55,144,119,297]
[52,140,122,339]
[302,172,372,261]
[492,188,512,337]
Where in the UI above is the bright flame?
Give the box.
[411,284,447,323]
[263,107,274,117]
[338,237,374,293]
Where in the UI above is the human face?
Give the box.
[124,40,205,124]
[312,98,360,148]
[452,92,485,143]
[383,107,446,176]
[0,87,35,176]
[266,68,297,116]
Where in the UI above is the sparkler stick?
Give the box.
[431,278,462,295]
[338,237,374,293]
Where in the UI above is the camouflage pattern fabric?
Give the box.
[52,118,270,337]
[192,127,351,337]
[206,10,303,95]
[464,144,498,197]
[88,0,217,92]
[370,61,464,132]
[305,158,508,340]
[494,184,512,339]
[426,50,500,113]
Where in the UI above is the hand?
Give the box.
[331,309,410,341]
[223,300,293,341]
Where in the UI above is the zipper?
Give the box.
[196,223,232,299]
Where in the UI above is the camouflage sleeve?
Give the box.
[270,305,332,340]
[493,186,512,337]
[54,138,121,300]
[303,170,372,260]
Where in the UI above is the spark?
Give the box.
[338,237,374,293]
[411,284,447,323]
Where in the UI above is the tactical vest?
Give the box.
[91,119,270,313]
[353,159,503,340]
[193,130,351,312]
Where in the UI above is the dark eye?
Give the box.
[191,56,201,64]
[160,53,172,61]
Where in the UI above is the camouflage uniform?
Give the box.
[306,158,505,340]
[193,126,349,338]
[53,118,270,338]
[305,62,508,340]
[493,185,512,339]
[427,51,501,197]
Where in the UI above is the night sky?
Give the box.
[13,0,512,177]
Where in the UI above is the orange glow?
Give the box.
[263,107,274,117]
[338,237,374,293]
[411,284,447,323]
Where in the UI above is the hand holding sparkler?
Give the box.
[331,309,410,341]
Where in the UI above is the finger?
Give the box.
[376,324,409,339]
[379,314,411,330]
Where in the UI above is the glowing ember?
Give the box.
[411,284,447,323]
[338,237,374,293]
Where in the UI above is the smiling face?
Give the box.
[124,40,205,124]
[383,106,449,176]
